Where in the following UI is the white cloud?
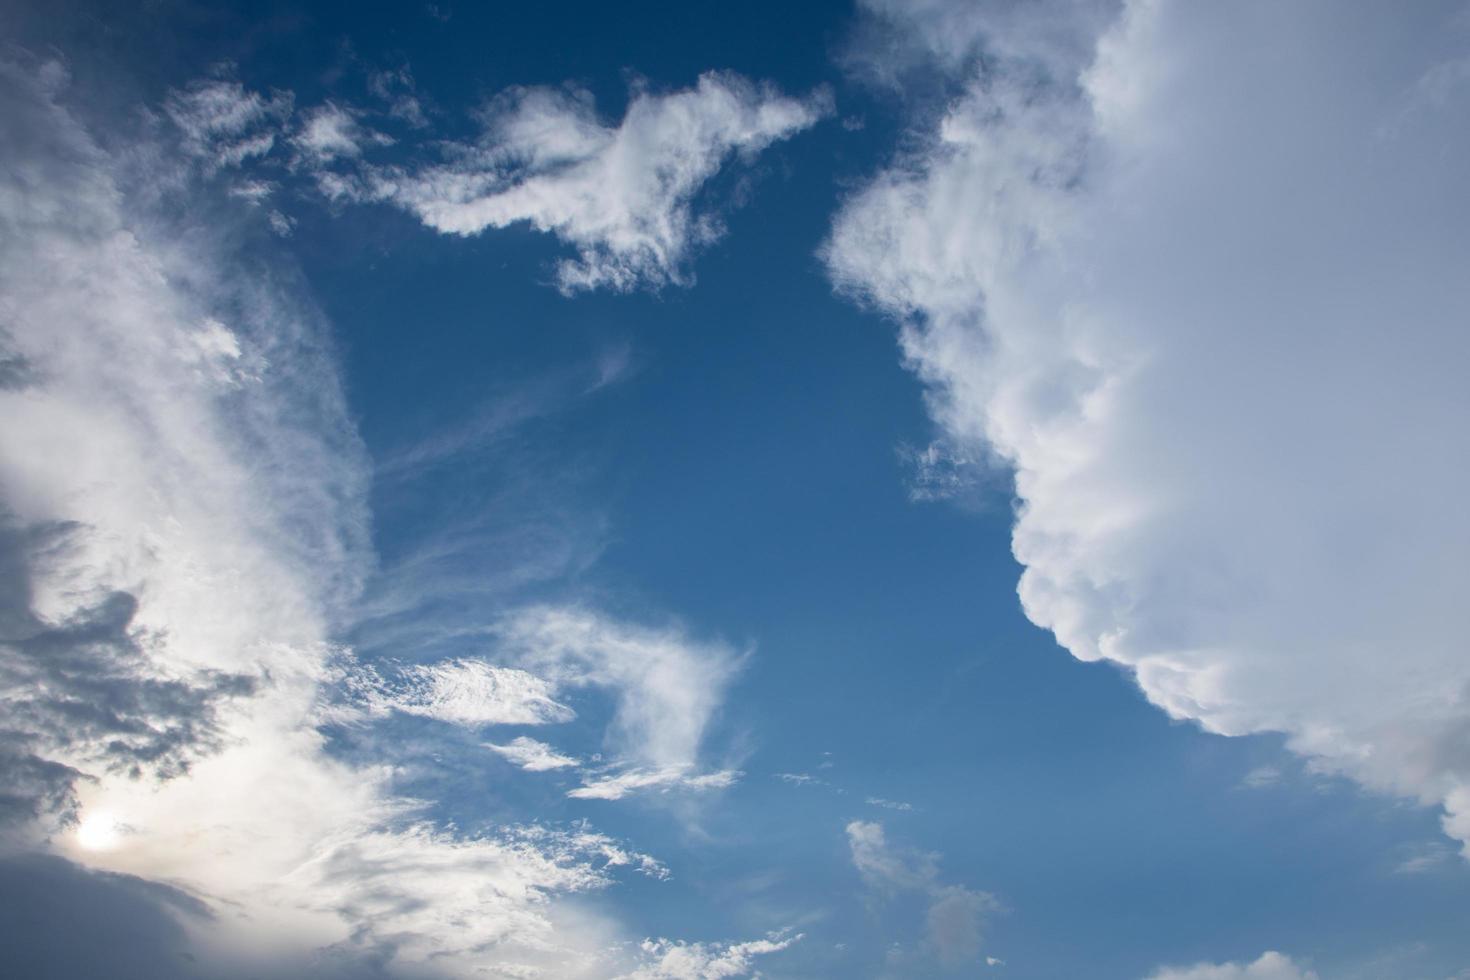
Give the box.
[867,796,915,812]
[846,821,998,969]
[487,736,581,771]
[292,101,391,166]
[355,658,576,727]
[617,931,801,980]
[1144,952,1318,980]
[352,72,829,292]
[164,77,291,172]
[502,606,743,780]
[0,55,668,976]
[827,0,1470,852]
[847,820,939,893]
[334,605,744,800]
[569,766,741,801]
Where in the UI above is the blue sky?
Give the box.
[2,2,1470,978]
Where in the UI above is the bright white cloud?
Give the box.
[357,658,576,727]
[487,736,581,772]
[569,766,741,801]
[1144,952,1318,980]
[828,0,1470,852]
[0,56,672,977]
[353,72,829,292]
[617,932,801,980]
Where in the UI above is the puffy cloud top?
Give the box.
[828,0,1470,850]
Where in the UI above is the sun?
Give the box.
[75,811,123,851]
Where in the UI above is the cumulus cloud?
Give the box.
[828,0,1470,851]
[486,736,581,772]
[1144,951,1318,980]
[617,931,801,980]
[349,72,829,292]
[847,821,998,969]
[0,54,673,976]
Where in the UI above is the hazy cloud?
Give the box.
[1144,952,1318,980]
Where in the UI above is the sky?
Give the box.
[1,1,1468,978]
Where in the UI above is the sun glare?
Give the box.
[75,811,122,851]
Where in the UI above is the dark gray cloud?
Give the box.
[0,854,210,980]
[0,520,254,835]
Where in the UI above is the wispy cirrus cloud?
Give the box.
[0,53,705,977]
[164,76,292,173]
[502,607,744,785]
[332,604,746,802]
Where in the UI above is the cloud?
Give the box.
[827,0,1470,851]
[291,101,391,166]
[349,72,829,292]
[847,820,939,893]
[368,67,429,128]
[846,821,998,969]
[569,766,741,802]
[164,76,291,172]
[289,823,666,970]
[617,931,802,980]
[486,736,580,772]
[0,54,674,976]
[337,605,745,800]
[1239,766,1282,790]
[501,606,743,779]
[350,658,576,727]
[898,441,982,502]
[867,797,915,812]
[1144,952,1318,980]
[1394,841,1455,875]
